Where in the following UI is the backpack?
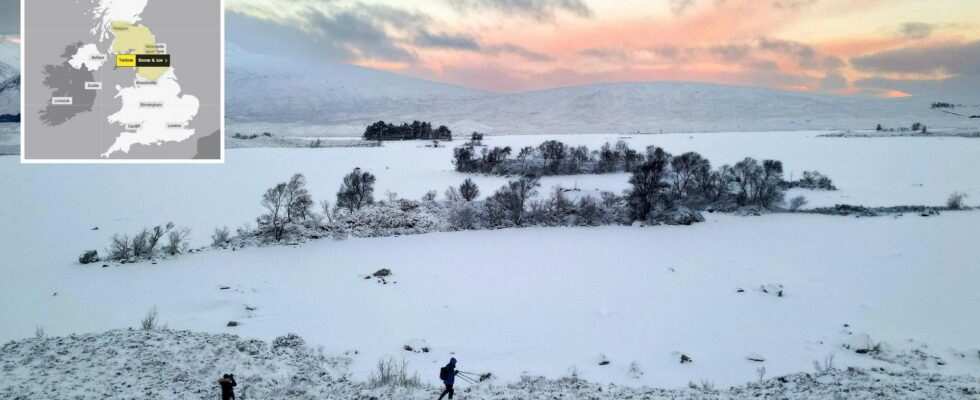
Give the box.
[439,365,450,380]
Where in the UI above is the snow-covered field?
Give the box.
[2,212,979,389]
[0,123,17,155]
[1,131,979,393]
[3,329,977,399]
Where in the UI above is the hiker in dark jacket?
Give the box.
[218,374,237,400]
[438,358,458,399]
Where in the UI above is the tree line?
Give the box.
[249,148,820,242]
[453,140,643,175]
[363,120,452,141]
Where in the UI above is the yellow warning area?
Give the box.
[110,21,168,81]
[116,54,136,67]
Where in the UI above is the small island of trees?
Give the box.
[363,120,452,141]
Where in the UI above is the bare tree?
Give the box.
[627,149,670,221]
[337,168,377,212]
[444,186,463,203]
[107,234,132,260]
[491,175,540,226]
[459,178,480,202]
[259,181,290,240]
[163,228,190,255]
[285,174,314,222]
[131,228,150,259]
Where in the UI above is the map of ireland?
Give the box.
[23,0,222,162]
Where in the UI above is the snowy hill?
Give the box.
[0,41,20,118]
[226,43,971,135]
[0,41,19,73]
[225,42,486,126]
[0,75,19,116]
[1,329,975,399]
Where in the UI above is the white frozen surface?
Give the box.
[2,210,980,387]
[1,132,978,389]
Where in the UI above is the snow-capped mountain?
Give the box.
[0,75,19,116]
[0,41,20,118]
[0,41,19,73]
[225,42,486,125]
[226,42,966,134]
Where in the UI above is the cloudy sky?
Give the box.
[226,0,980,99]
[0,0,18,42]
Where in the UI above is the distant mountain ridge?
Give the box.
[226,42,972,135]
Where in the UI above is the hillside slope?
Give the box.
[2,329,976,399]
[226,43,971,135]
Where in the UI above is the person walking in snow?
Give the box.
[438,358,458,399]
[218,374,237,400]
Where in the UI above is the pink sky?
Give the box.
[227,0,980,98]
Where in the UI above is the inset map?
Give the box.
[23,0,222,162]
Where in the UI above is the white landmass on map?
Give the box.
[91,0,149,42]
[68,43,106,71]
[102,68,199,157]
[92,0,202,158]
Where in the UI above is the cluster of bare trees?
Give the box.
[257,174,316,241]
[103,222,191,262]
[454,140,644,175]
[624,147,789,220]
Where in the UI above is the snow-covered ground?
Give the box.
[2,130,980,391]
[0,123,17,155]
[3,329,977,399]
[1,212,979,389]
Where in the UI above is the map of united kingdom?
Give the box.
[23,0,222,162]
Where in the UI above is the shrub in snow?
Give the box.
[746,353,765,362]
[372,268,391,277]
[100,222,188,262]
[329,201,443,238]
[235,339,266,356]
[784,171,837,190]
[448,202,480,230]
[788,195,808,211]
[658,206,705,225]
[211,226,230,246]
[140,307,159,331]
[272,333,305,352]
[226,321,239,327]
[459,178,480,201]
[947,192,968,210]
[596,354,610,366]
[368,357,422,388]
[78,250,99,264]
[680,354,693,364]
[162,227,191,256]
